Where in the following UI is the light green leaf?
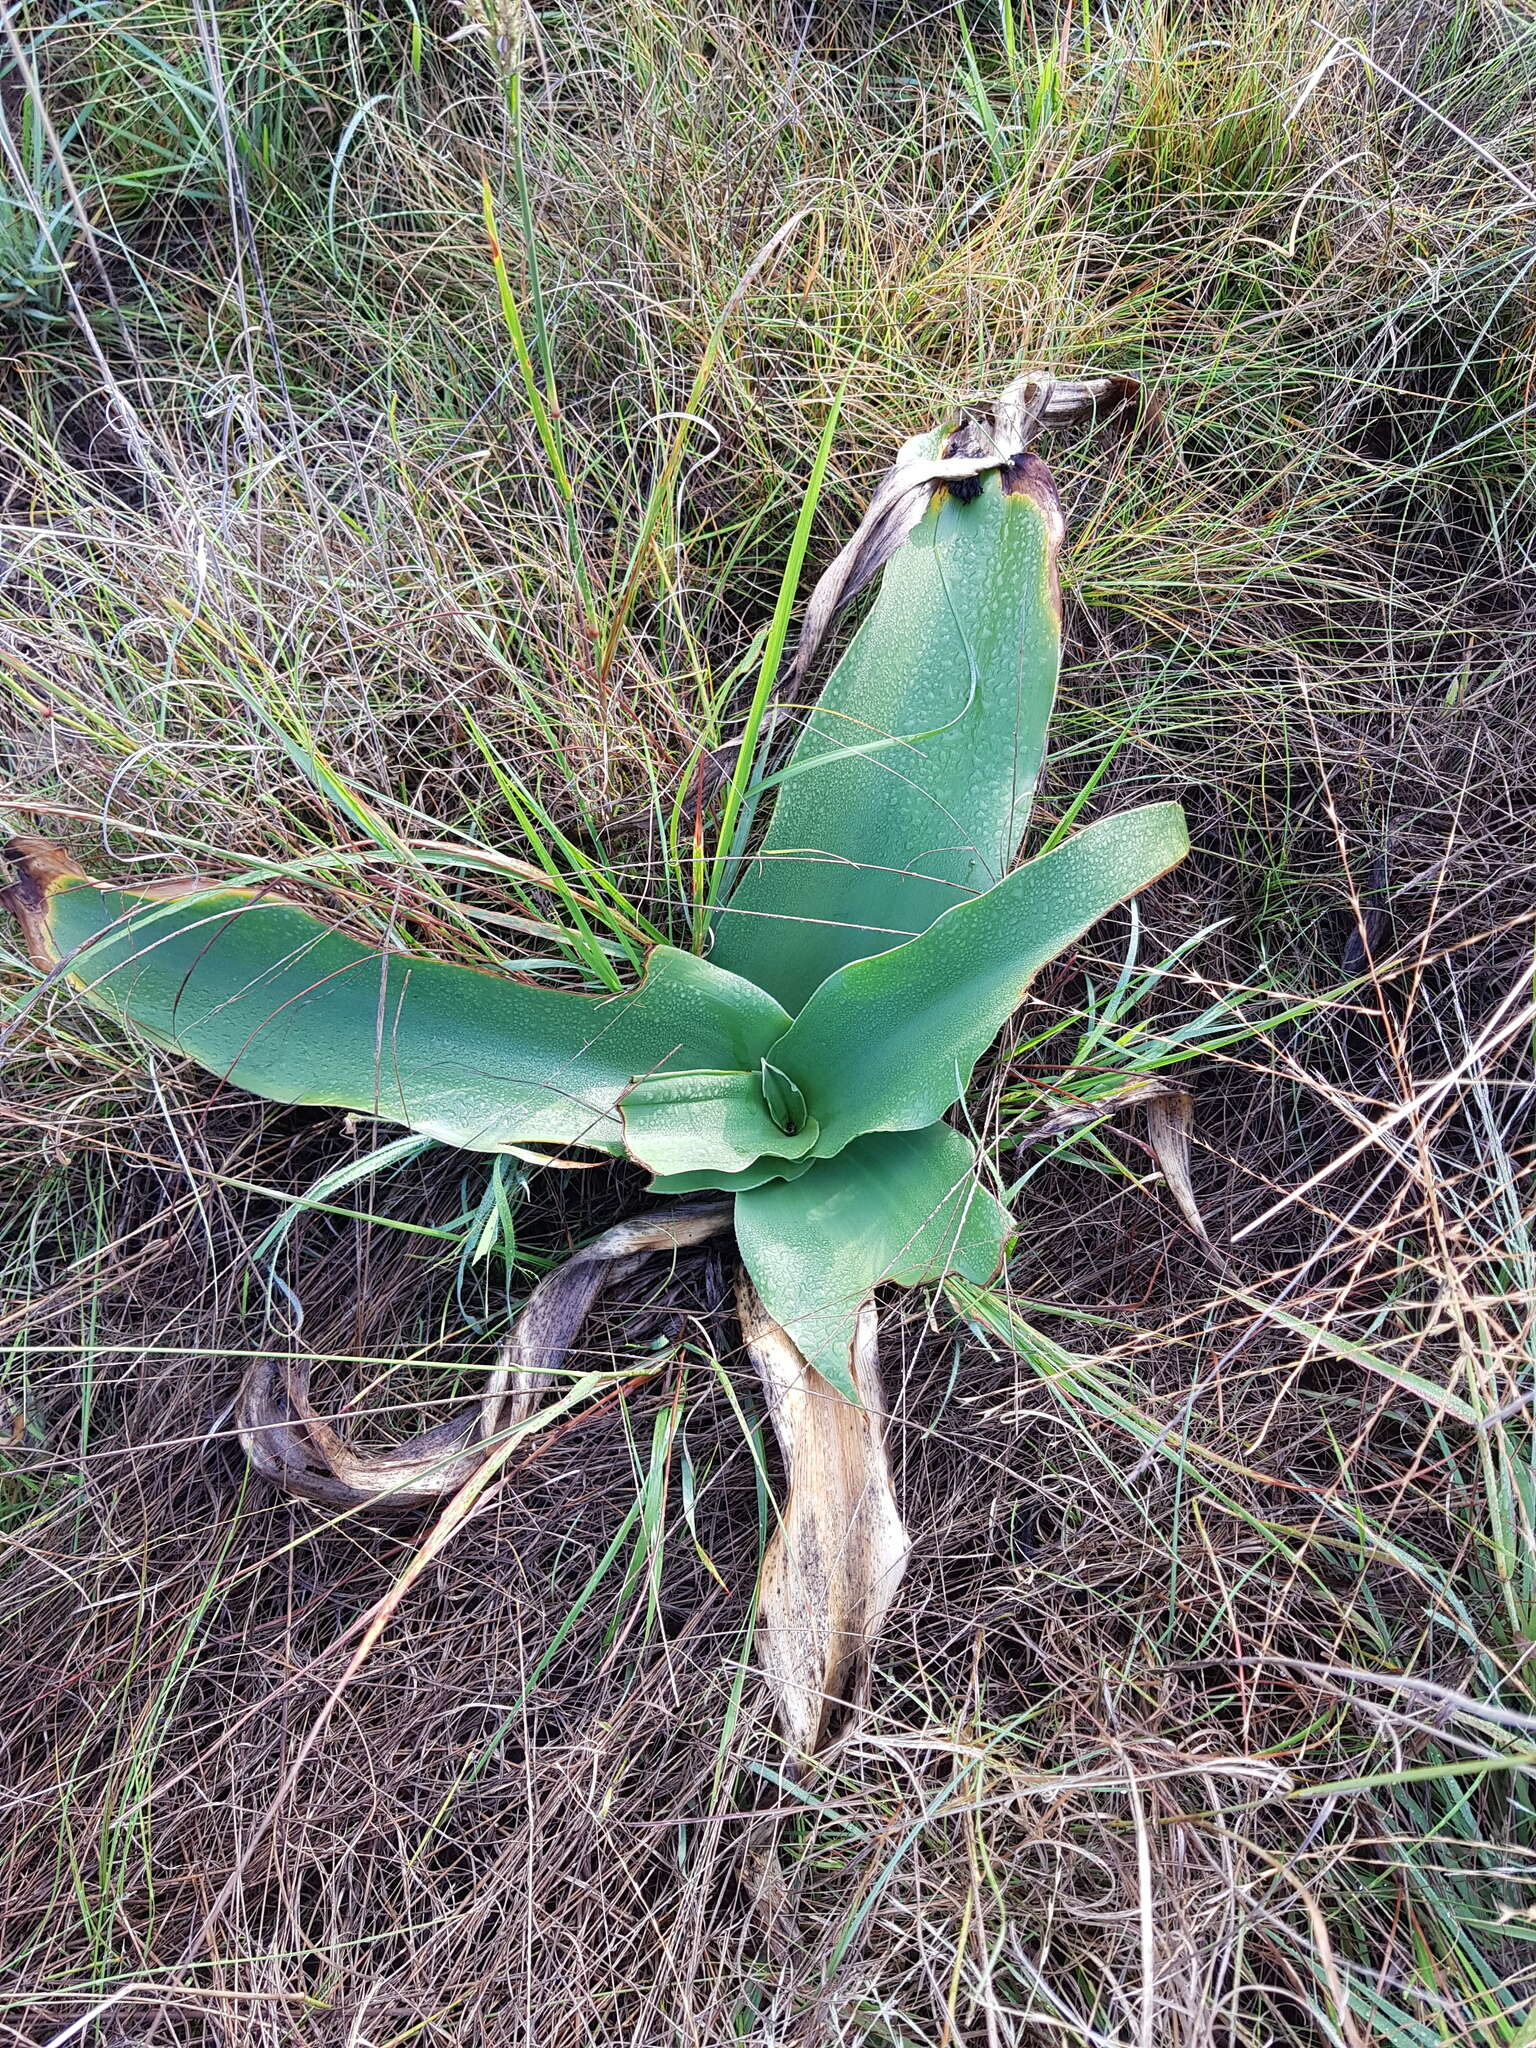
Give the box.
[6,843,792,1156]
[648,1154,820,1197]
[619,1068,819,1178]
[710,458,1065,1009]
[733,1123,1014,1401]
[768,803,1189,1160]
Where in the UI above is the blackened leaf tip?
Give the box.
[1,837,84,967]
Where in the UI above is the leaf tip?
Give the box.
[1,836,83,967]
[999,447,1060,508]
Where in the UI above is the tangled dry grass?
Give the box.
[1,0,1534,2040]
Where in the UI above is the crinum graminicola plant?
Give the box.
[4,376,1188,1752]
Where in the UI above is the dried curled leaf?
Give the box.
[239,1204,731,1511]
[1143,1087,1209,1242]
[1015,1074,1210,1242]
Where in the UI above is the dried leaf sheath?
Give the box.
[736,1276,910,1755]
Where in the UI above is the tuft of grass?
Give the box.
[1,0,1534,2040]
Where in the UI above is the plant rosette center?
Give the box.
[617,1064,821,1181]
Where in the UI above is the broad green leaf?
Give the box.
[734,1123,1014,1401]
[4,841,792,1155]
[768,803,1189,1160]
[618,1069,819,1178]
[710,458,1065,1010]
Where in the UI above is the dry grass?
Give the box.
[2,0,1535,2040]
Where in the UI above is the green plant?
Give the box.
[2,375,1188,1749]
[0,96,79,321]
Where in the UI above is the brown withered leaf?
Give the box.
[1143,1087,1210,1243]
[735,1275,910,1757]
